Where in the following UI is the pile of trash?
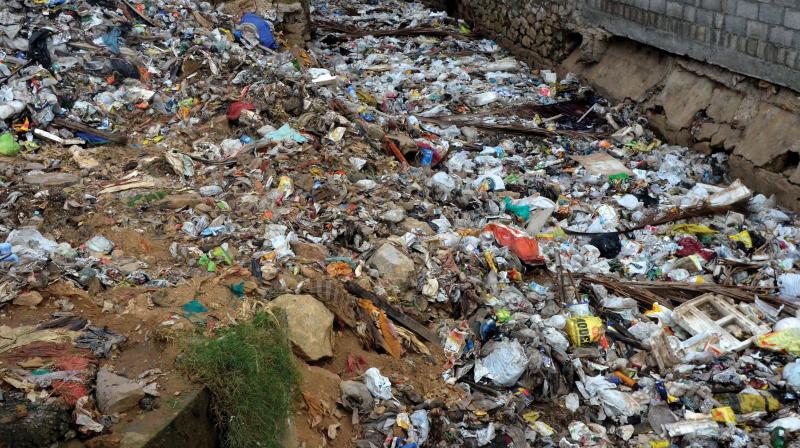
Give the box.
[1,0,799,446]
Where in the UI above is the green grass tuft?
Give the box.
[180,311,301,448]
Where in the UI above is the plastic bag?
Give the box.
[503,197,529,221]
[409,410,430,445]
[669,224,718,235]
[589,233,621,259]
[363,367,393,400]
[0,242,19,263]
[239,13,278,49]
[755,328,800,355]
[778,273,800,300]
[483,223,543,263]
[85,235,114,254]
[767,416,800,432]
[598,389,642,418]
[511,196,556,233]
[475,339,527,387]
[6,227,59,262]
[0,132,20,156]
[783,359,800,391]
[266,123,307,143]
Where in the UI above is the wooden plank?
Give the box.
[345,282,439,344]
[52,118,129,144]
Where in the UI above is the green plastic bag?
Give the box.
[0,133,20,156]
[503,197,530,221]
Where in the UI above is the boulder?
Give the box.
[369,243,415,288]
[290,241,328,261]
[95,369,145,415]
[23,171,79,186]
[267,294,334,361]
[13,291,43,307]
[399,217,434,236]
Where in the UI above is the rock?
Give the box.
[290,241,328,261]
[399,217,434,236]
[267,294,334,361]
[23,171,80,186]
[154,193,204,210]
[340,380,374,414]
[199,185,222,196]
[656,69,715,131]
[461,126,479,142]
[369,243,416,288]
[69,146,99,170]
[95,369,145,415]
[13,291,43,307]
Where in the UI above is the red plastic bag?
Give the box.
[484,223,544,263]
[226,101,255,122]
[675,236,715,261]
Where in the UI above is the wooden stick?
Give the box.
[52,118,128,144]
[344,281,439,344]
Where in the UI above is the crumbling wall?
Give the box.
[565,38,800,211]
[581,0,800,93]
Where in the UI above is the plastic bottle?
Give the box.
[420,147,433,167]
[771,427,785,448]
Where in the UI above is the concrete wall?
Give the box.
[581,0,800,92]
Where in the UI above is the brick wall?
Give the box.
[581,0,800,91]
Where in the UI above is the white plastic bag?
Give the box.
[778,273,800,300]
[475,339,527,387]
[784,359,800,391]
[363,367,393,400]
[6,228,59,262]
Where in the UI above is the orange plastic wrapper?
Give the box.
[483,223,544,263]
[357,299,402,359]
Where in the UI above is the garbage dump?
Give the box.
[0,0,799,446]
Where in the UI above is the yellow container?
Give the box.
[565,316,604,346]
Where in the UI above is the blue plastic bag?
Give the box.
[102,27,122,54]
[239,13,278,50]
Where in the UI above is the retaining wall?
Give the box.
[582,0,800,92]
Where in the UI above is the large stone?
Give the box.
[23,171,80,186]
[656,69,715,131]
[95,369,145,415]
[734,102,800,168]
[563,40,670,102]
[369,243,415,288]
[13,291,43,307]
[290,241,328,261]
[729,155,800,213]
[399,217,434,236]
[267,294,334,361]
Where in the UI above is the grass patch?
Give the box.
[180,311,300,448]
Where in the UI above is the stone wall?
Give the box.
[426,0,581,65]
[581,0,800,92]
